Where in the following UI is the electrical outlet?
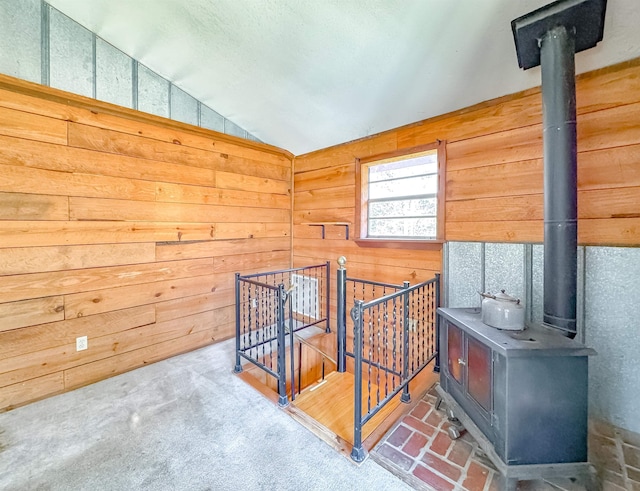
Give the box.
[408,318,419,332]
[76,336,88,351]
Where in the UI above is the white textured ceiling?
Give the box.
[46,0,640,155]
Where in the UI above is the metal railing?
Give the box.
[234,262,330,406]
[337,258,440,462]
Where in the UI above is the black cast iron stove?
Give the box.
[437,1,606,489]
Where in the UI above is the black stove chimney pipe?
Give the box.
[512,0,607,339]
[541,25,578,336]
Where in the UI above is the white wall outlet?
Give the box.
[408,318,419,332]
[76,336,88,351]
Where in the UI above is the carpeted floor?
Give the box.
[0,338,414,491]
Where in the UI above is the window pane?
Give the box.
[369,217,437,238]
[369,155,437,183]
[369,174,437,199]
[369,198,437,218]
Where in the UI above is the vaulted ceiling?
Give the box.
[46,0,640,155]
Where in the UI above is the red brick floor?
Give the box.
[371,384,584,491]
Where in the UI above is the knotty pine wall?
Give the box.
[0,74,292,411]
[293,58,640,284]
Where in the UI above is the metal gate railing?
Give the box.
[234,262,330,406]
[337,258,440,462]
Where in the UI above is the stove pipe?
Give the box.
[512,0,607,338]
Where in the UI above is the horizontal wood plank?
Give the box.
[69,197,290,223]
[0,162,156,201]
[0,296,65,332]
[156,237,290,261]
[294,164,355,192]
[0,305,156,359]
[0,372,64,412]
[216,170,290,195]
[0,243,156,276]
[0,106,67,145]
[0,133,216,187]
[0,191,68,221]
[0,221,216,248]
[64,274,222,318]
[0,258,212,304]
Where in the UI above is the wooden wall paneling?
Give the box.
[0,106,67,145]
[578,101,640,153]
[293,208,354,225]
[69,197,290,223]
[0,296,65,332]
[292,238,442,272]
[0,221,216,248]
[155,183,290,209]
[63,328,218,391]
[578,218,640,245]
[294,185,355,210]
[0,163,157,201]
[446,159,543,201]
[0,372,64,412]
[220,155,291,181]
[0,192,69,221]
[0,73,293,411]
[445,220,543,243]
[68,122,223,170]
[0,258,212,304]
[578,144,640,191]
[213,250,291,274]
[446,124,543,171]
[294,164,355,192]
[155,290,236,324]
[446,194,544,223]
[216,170,290,195]
[293,132,397,174]
[64,274,218,319]
[0,310,212,389]
[578,187,640,219]
[395,91,543,151]
[0,75,292,166]
[0,305,156,360]
[0,243,156,276]
[155,237,290,261]
[215,222,290,240]
[0,134,216,187]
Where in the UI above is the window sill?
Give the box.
[354,238,444,250]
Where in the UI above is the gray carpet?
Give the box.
[0,338,413,491]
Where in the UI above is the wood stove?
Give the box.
[437,308,595,483]
[437,0,607,488]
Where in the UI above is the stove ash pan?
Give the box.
[438,308,595,469]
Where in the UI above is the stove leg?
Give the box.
[502,477,518,491]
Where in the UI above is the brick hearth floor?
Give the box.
[371,384,586,491]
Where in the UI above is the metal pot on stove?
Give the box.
[479,290,525,331]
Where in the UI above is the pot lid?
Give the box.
[481,289,521,304]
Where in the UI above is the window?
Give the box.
[357,141,445,243]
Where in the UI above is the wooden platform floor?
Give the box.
[292,370,401,445]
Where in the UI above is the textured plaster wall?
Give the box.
[0,0,259,141]
[445,242,640,435]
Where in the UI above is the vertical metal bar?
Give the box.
[351,300,365,463]
[337,257,347,373]
[276,284,288,407]
[434,273,441,373]
[401,281,411,404]
[325,261,331,333]
[234,273,242,373]
[289,284,296,401]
